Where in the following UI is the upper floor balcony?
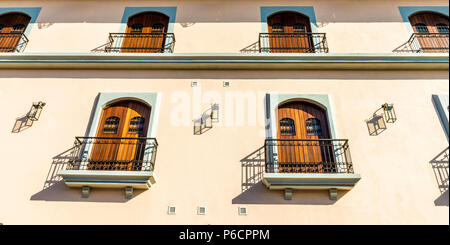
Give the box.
[0,33,28,53]
[258,32,328,53]
[104,32,176,53]
[393,32,449,53]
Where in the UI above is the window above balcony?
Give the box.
[105,11,175,53]
[58,96,161,199]
[258,10,328,53]
[394,11,449,53]
[0,12,30,53]
[264,97,361,200]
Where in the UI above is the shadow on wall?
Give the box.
[30,95,143,202]
[232,146,346,205]
[365,113,387,136]
[11,115,34,133]
[30,146,144,203]
[240,41,260,53]
[430,147,449,206]
[193,108,213,135]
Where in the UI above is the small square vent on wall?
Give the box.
[168,206,176,215]
[238,207,247,215]
[197,206,207,215]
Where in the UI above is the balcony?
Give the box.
[104,33,175,53]
[258,32,328,53]
[0,33,28,52]
[393,32,449,53]
[263,139,361,200]
[58,137,158,198]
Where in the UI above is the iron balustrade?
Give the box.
[66,137,158,171]
[105,33,175,53]
[393,32,449,53]
[264,139,353,174]
[259,32,329,53]
[0,33,29,52]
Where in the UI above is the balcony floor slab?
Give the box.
[58,170,156,189]
[262,173,361,191]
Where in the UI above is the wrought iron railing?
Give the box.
[259,32,328,53]
[104,33,175,53]
[66,137,158,171]
[393,32,449,53]
[0,33,29,52]
[264,139,353,174]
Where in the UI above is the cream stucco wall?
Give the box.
[0,69,448,224]
[0,0,448,53]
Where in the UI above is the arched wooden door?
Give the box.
[121,12,169,53]
[0,13,30,52]
[88,100,151,171]
[277,101,334,173]
[267,12,314,53]
[409,12,449,52]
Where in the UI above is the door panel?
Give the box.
[267,12,313,53]
[277,101,332,173]
[121,12,169,53]
[0,13,30,52]
[88,101,151,170]
[409,12,449,52]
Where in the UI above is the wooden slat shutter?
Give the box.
[409,12,449,52]
[268,12,313,53]
[0,13,30,52]
[121,12,169,53]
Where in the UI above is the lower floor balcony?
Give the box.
[58,137,158,198]
[263,139,361,200]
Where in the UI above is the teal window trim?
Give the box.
[0,7,42,38]
[265,93,339,173]
[86,92,162,139]
[432,94,449,141]
[265,93,338,140]
[398,6,449,35]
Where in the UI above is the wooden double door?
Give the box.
[267,12,314,53]
[0,13,30,52]
[409,12,449,52]
[121,12,169,53]
[88,100,151,171]
[277,101,334,173]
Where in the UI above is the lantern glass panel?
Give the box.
[382,104,396,123]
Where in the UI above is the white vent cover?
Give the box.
[168,206,176,215]
[197,206,207,215]
[238,207,247,215]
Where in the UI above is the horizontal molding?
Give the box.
[0,53,448,70]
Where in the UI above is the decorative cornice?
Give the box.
[0,53,448,70]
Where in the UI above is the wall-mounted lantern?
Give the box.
[27,101,46,121]
[381,103,396,123]
[211,103,219,122]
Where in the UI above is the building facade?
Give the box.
[0,0,448,225]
